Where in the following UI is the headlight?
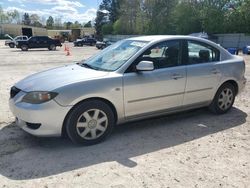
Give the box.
[22,91,58,104]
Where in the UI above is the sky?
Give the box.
[0,0,101,23]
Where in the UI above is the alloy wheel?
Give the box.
[218,88,234,111]
[76,109,108,140]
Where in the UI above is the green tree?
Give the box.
[54,17,63,29]
[102,23,113,34]
[71,21,81,28]
[172,1,202,34]
[7,9,20,24]
[84,21,92,27]
[0,6,13,24]
[95,0,112,38]
[23,13,31,25]
[46,16,54,29]
[110,0,120,23]
[64,21,73,29]
[30,14,42,27]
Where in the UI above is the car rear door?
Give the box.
[123,40,187,118]
[38,36,49,48]
[183,40,221,106]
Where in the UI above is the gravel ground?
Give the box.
[0,40,249,188]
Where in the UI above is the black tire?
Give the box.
[209,83,236,114]
[66,100,115,145]
[49,44,56,51]
[9,43,15,48]
[21,45,28,51]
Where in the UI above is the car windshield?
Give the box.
[81,40,148,71]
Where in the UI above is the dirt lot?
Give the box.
[0,40,249,188]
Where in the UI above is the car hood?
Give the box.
[15,64,109,92]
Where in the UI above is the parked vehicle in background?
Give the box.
[227,47,239,55]
[73,38,97,47]
[96,40,113,49]
[9,36,246,145]
[5,35,28,48]
[16,36,62,51]
[243,45,250,55]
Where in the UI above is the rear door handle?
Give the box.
[171,73,184,80]
[211,68,220,74]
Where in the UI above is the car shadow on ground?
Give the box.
[10,49,62,52]
[0,107,247,180]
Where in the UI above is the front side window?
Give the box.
[15,37,22,40]
[188,41,220,64]
[138,40,181,69]
[81,40,148,71]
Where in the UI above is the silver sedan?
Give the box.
[9,36,246,145]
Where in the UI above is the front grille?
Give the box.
[10,86,21,98]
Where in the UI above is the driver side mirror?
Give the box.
[136,61,154,72]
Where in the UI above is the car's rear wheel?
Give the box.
[209,83,236,114]
[66,100,115,145]
[49,44,56,51]
[21,45,28,51]
[9,43,15,48]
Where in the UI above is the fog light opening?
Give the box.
[26,122,41,130]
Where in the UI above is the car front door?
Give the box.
[123,40,187,118]
[183,40,221,106]
[29,37,39,48]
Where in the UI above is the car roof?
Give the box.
[127,35,210,43]
[32,36,48,37]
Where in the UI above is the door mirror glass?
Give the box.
[136,61,154,71]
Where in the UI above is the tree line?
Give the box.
[0,6,92,29]
[95,0,250,38]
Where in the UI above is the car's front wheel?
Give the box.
[66,100,115,145]
[209,83,236,114]
[49,44,56,51]
[9,43,15,48]
[21,45,28,51]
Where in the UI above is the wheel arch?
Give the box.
[220,80,239,95]
[61,97,118,137]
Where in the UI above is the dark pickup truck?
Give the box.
[73,38,97,47]
[16,36,62,51]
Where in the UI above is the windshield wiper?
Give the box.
[81,63,110,72]
[81,63,96,70]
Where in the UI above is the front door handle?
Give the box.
[211,68,220,74]
[171,73,184,80]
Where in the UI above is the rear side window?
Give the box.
[187,41,220,64]
[29,37,37,42]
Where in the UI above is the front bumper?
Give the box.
[9,90,71,137]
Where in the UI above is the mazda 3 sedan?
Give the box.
[9,36,246,145]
